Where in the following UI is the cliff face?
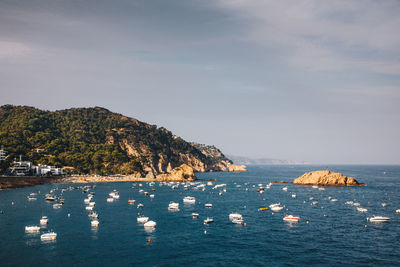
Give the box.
[156,164,196,181]
[293,170,362,186]
[0,105,241,176]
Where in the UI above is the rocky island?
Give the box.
[292,170,363,186]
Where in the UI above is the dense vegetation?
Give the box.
[0,105,217,175]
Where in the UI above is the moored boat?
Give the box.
[203,217,214,224]
[40,232,57,241]
[283,215,300,222]
[25,226,40,232]
[368,216,390,222]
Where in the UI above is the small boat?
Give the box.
[128,199,135,204]
[312,186,319,189]
[271,206,284,212]
[232,218,244,224]
[283,215,300,222]
[353,202,361,207]
[203,217,214,224]
[144,220,156,228]
[318,187,325,191]
[331,199,338,202]
[357,207,368,213]
[106,198,114,202]
[205,203,213,208]
[396,209,400,213]
[40,232,57,241]
[28,197,37,201]
[229,213,243,221]
[269,203,280,208]
[40,216,48,225]
[88,212,98,219]
[192,213,199,219]
[112,194,120,199]
[282,187,288,191]
[382,203,388,207]
[368,216,390,222]
[149,194,155,199]
[137,216,149,223]
[91,220,99,227]
[258,207,268,211]
[85,206,93,211]
[45,196,55,202]
[311,201,319,206]
[345,201,354,205]
[25,226,40,232]
[84,198,91,204]
[53,203,62,209]
[183,196,196,204]
[89,202,95,207]
[168,202,179,210]
[291,194,296,198]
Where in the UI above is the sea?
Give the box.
[0,165,399,266]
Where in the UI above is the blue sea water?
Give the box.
[0,165,400,266]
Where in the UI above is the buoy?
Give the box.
[148,238,151,243]
[11,202,14,205]
[244,223,247,226]
[204,230,207,234]
[306,221,309,224]
[68,213,70,217]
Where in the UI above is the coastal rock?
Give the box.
[227,164,247,172]
[293,170,362,186]
[156,164,196,181]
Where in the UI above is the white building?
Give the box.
[33,164,63,176]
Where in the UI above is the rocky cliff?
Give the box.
[156,164,196,181]
[0,105,243,177]
[293,170,362,186]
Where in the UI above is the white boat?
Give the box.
[382,203,388,207]
[112,194,120,199]
[345,201,354,205]
[357,207,368,213]
[229,213,243,221]
[168,202,179,210]
[89,202,95,207]
[88,212,98,219]
[144,220,156,228]
[40,232,57,241]
[128,199,135,204]
[192,213,199,219]
[282,187,288,191]
[40,216,48,225]
[137,203,144,208]
[311,201,319,205]
[137,216,149,223]
[25,226,40,232]
[85,206,93,211]
[396,209,400,213]
[91,220,99,227]
[28,197,37,201]
[232,218,244,224]
[204,217,214,224]
[53,203,62,209]
[318,187,325,191]
[45,196,56,201]
[205,203,213,208]
[312,186,319,189]
[269,203,280,208]
[271,206,284,212]
[368,216,390,222]
[283,215,300,222]
[149,194,155,199]
[291,194,296,198]
[84,198,91,204]
[331,199,338,202]
[353,202,361,207]
[183,196,196,204]
[106,198,114,202]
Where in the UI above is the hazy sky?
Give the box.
[1,0,399,164]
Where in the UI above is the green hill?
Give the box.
[0,105,233,176]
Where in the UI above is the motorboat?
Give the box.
[367,216,390,222]
[149,194,155,199]
[396,209,400,213]
[40,232,57,241]
[91,220,99,227]
[331,199,338,202]
[283,215,300,222]
[192,213,199,219]
[205,203,213,208]
[271,206,284,212]
[311,201,319,206]
[128,199,135,204]
[137,203,144,208]
[203,217,214,224]
[85,206,93,211]
[229,213,243,221]
[53,203,62,209]
[258,207,268,211]
[269,203,280,208]
[357,207,368,213]
[345,201,354,205]
[25,226,40,232]
[183,196,196,204]
[84,198,91,204]
[382,203,388,207]
[168,202,179,210]
[137,216,149,223]
[232,218,244,224]
[282,187,288,191]
[88,212,98,219]
[106,198,114,202]
[144,220,156,228]
[45,195,56,202]
[89,202,95,207]
[291,194,296,198]
[28,197,37,201]
[112,194,120,199]
[40,216,48,225]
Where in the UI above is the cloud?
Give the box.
[216,0,400,74]
[0,41,31,59]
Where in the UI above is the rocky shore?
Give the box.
[293,170,363,186]
[0,176,62,190]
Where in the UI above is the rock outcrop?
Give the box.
[293,170,362,186]
[227,164,247,172]
[156,164,196,181]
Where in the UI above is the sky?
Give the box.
[0,0,399,164]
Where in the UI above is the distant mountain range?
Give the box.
[227,155,311,165]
